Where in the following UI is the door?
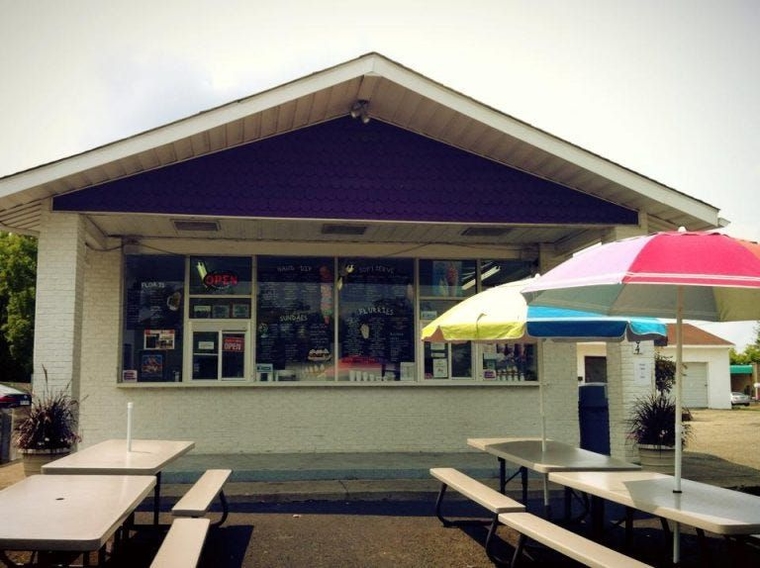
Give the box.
[188,321,250,381]
[682,362,708,408]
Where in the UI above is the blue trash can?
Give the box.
[578,383,610,455]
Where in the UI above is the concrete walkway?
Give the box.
[3,448,758,500]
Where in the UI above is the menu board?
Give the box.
[256,257,334,370]
[338,259,415,370]
[122,256,185,382]
[125,280,183,330]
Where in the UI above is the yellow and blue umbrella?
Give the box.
[420,277,665,514]
[421,278,665,343]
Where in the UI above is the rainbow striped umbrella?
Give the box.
[522,230,760,563]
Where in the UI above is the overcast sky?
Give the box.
[1,0,758,346]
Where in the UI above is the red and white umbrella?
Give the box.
[521,231,760,320]
[521,230,760,562]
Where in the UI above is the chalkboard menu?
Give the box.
[338,259,415,375]
[125,281,184,330]
[256,257,335,371]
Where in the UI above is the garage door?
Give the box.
[682,362,708,408]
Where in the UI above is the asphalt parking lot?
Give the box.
[1,406,759,566]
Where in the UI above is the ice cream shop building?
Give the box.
[0,54,723,461]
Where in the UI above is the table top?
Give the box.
[0,474,156,551]
[41,439,195,475]
[467,437,641,473]
[548,470,760,535]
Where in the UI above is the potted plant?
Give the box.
[627,392,691,474]
[13,367,81,476]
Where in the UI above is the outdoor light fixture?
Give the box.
[350,100,370,124]
[122,238,140,255]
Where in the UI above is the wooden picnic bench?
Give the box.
[172,469,231,526]
[498,511,651,567]
[431,467,651,567]
[431,467,525,564]
[150,518,210,568]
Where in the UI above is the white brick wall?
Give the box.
[77,381,579,453]
[79,245,124,443]
[44,213,583,454]
[607,341,655,462]
[77,244,581,452]
[33,208,86,399]
[539,341,581,446]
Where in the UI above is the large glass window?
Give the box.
[419,298,473,379]
[479,259,538,382]
[418,260,479,380]
[122,255,185,382]
[337,258,415,381]
[256,257,335,381]
[120,254,538,385]
[418,259,478,298]
[189,256,252,320]
[481,342,537,381]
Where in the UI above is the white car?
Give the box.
[730,392,751,407]
[0,383,32,408]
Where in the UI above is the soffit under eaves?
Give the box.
[0,52,721,240]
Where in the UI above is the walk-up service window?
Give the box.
[120,255,537,385]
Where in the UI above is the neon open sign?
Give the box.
[203,270,239,291]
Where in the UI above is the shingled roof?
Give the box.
[666,323,733,346]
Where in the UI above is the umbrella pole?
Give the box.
[539,345,549,514]
[673,286,684,565]
[674,286,684,494]
[540,377,547,452]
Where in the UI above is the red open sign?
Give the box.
[203,271,239,290]
[223,336,244,352]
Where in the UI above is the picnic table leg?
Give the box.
[625,506,634,550]
[695,528,711,567]
[433,483,452,526]
[153,471,162,526]
[590,495,605,540]
[498,458,506,493]
[521,466,528,505]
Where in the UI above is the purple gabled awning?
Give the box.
[54,117,637,226]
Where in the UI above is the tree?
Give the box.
[0,232,37,381]
[654,351,676,394]
[729,321,760,365]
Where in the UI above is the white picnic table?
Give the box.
[42,439,194,526]
[549,469,760,564]
[0,474,155,565]
[467,437,640,516]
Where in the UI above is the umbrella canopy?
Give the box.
[521,230,760,563]
[520,231,760,321]
[420,277,665,515]
[421,278,666,343]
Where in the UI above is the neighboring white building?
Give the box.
[577,323,733,409]
[0,54,725,460]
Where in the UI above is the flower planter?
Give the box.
[637,444,676,475]
[21,448,71,476]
